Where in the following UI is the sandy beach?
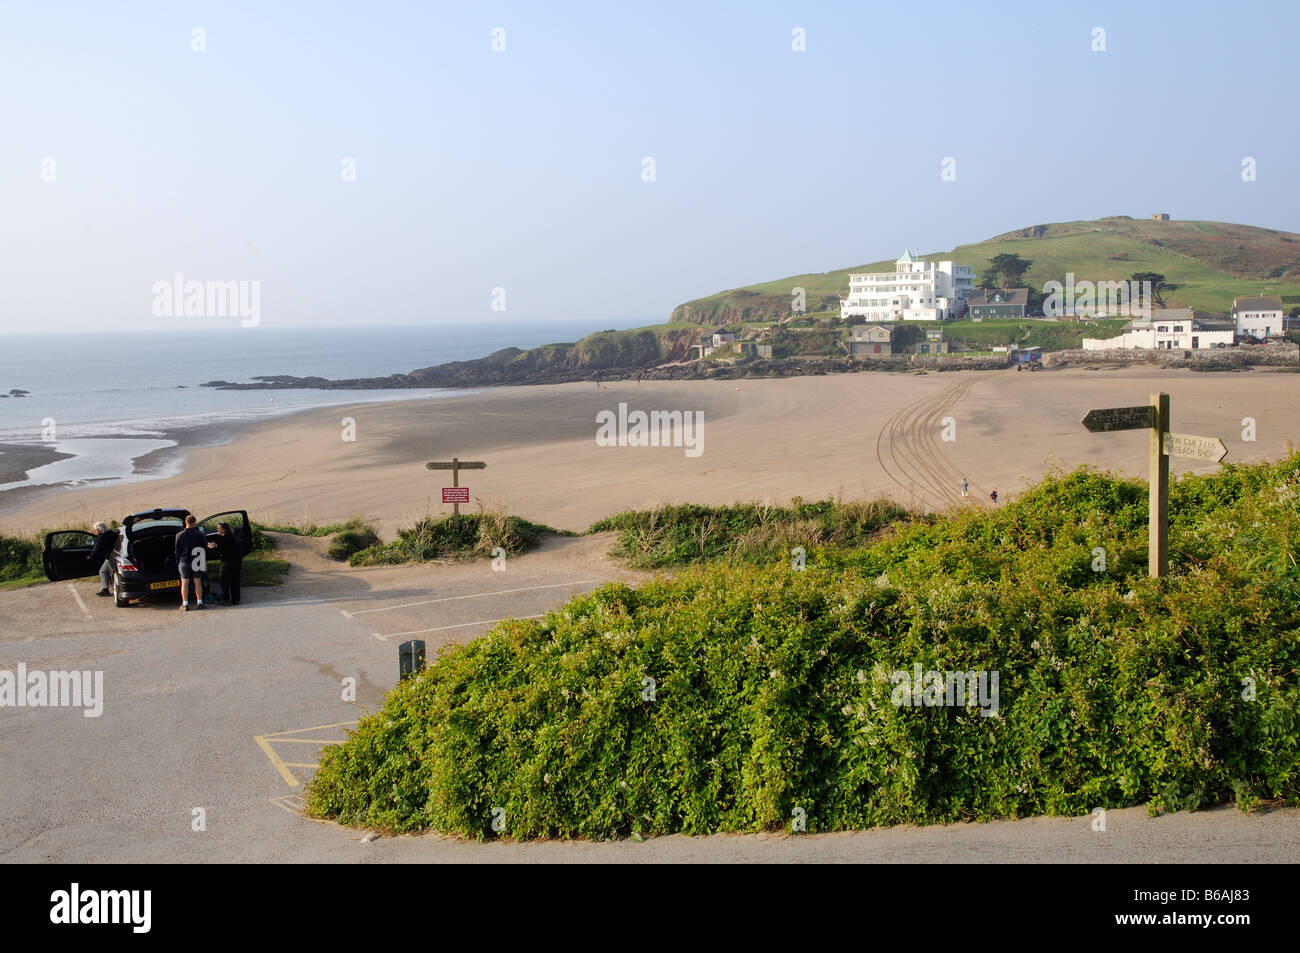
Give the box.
[2,366,1296,536]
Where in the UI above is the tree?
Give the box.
[1129,272,1178,310]
[985,253,1033,289]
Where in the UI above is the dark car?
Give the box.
[43,508,251,607]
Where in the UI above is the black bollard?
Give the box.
[398,640,426,681]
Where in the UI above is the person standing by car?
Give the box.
[206,522,247,605]
[174,515,207,611]
[90,521,118,597]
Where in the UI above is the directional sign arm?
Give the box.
[1082,406,1155,433]
[1163,433,1228,462]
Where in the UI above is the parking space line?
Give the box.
[67,584,90,617]
[255,721,358,788]
[375,613,546,641]
[346,580,602,616]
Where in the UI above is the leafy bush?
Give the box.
[349,511,560,566]
[306,455,1300,838]
[327,518,381,561]
[0,533,44,584]
[248,524,274,554]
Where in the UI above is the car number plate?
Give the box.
[150,580,180,590]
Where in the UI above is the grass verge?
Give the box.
[349,510,569,567]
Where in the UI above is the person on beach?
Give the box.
[90,521,118,597]
[960,478,969,500]
[989,488,999,504]
[174,515,207,611]
[207,522,248,605]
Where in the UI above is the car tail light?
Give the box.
[118,562,138,572]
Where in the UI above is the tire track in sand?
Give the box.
[874,377,979,511]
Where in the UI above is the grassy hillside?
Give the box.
[671,216,1300,325]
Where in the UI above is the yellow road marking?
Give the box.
[254,734,299,787]
[260,720,356,739]
[269,795,305,815]
[254,720,358,788]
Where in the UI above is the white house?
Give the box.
[1081,309,1234,351]
[1232,296,1284,339]
[840,250,975,322]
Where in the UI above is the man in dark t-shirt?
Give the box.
[174,515,208,610]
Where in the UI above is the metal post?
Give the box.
[1149,392,1169,578]
[452,457,459,519]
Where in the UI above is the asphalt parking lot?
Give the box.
[2,533,1297,863]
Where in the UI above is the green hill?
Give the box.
[671,216,1300,325]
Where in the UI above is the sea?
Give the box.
[0,320,639,497]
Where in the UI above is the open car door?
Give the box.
[43,530,99,581]
[197,510,252,558]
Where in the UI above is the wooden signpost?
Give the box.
[1082,393,1226,578]
[425,458,486,517]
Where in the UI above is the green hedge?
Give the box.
[0,534,44,583]
[305,456,1300,838]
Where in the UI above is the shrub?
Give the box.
[305,455,1300,838]
[327,518,381,561]
[589,498,913,568]
[0,533,44,583]
[348,512,560,566]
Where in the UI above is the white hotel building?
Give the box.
[839,250,976,322]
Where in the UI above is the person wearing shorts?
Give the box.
[174,515,207,610]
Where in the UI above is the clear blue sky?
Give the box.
[1,0,1296,332]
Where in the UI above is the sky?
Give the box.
[1,0,1297,333]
